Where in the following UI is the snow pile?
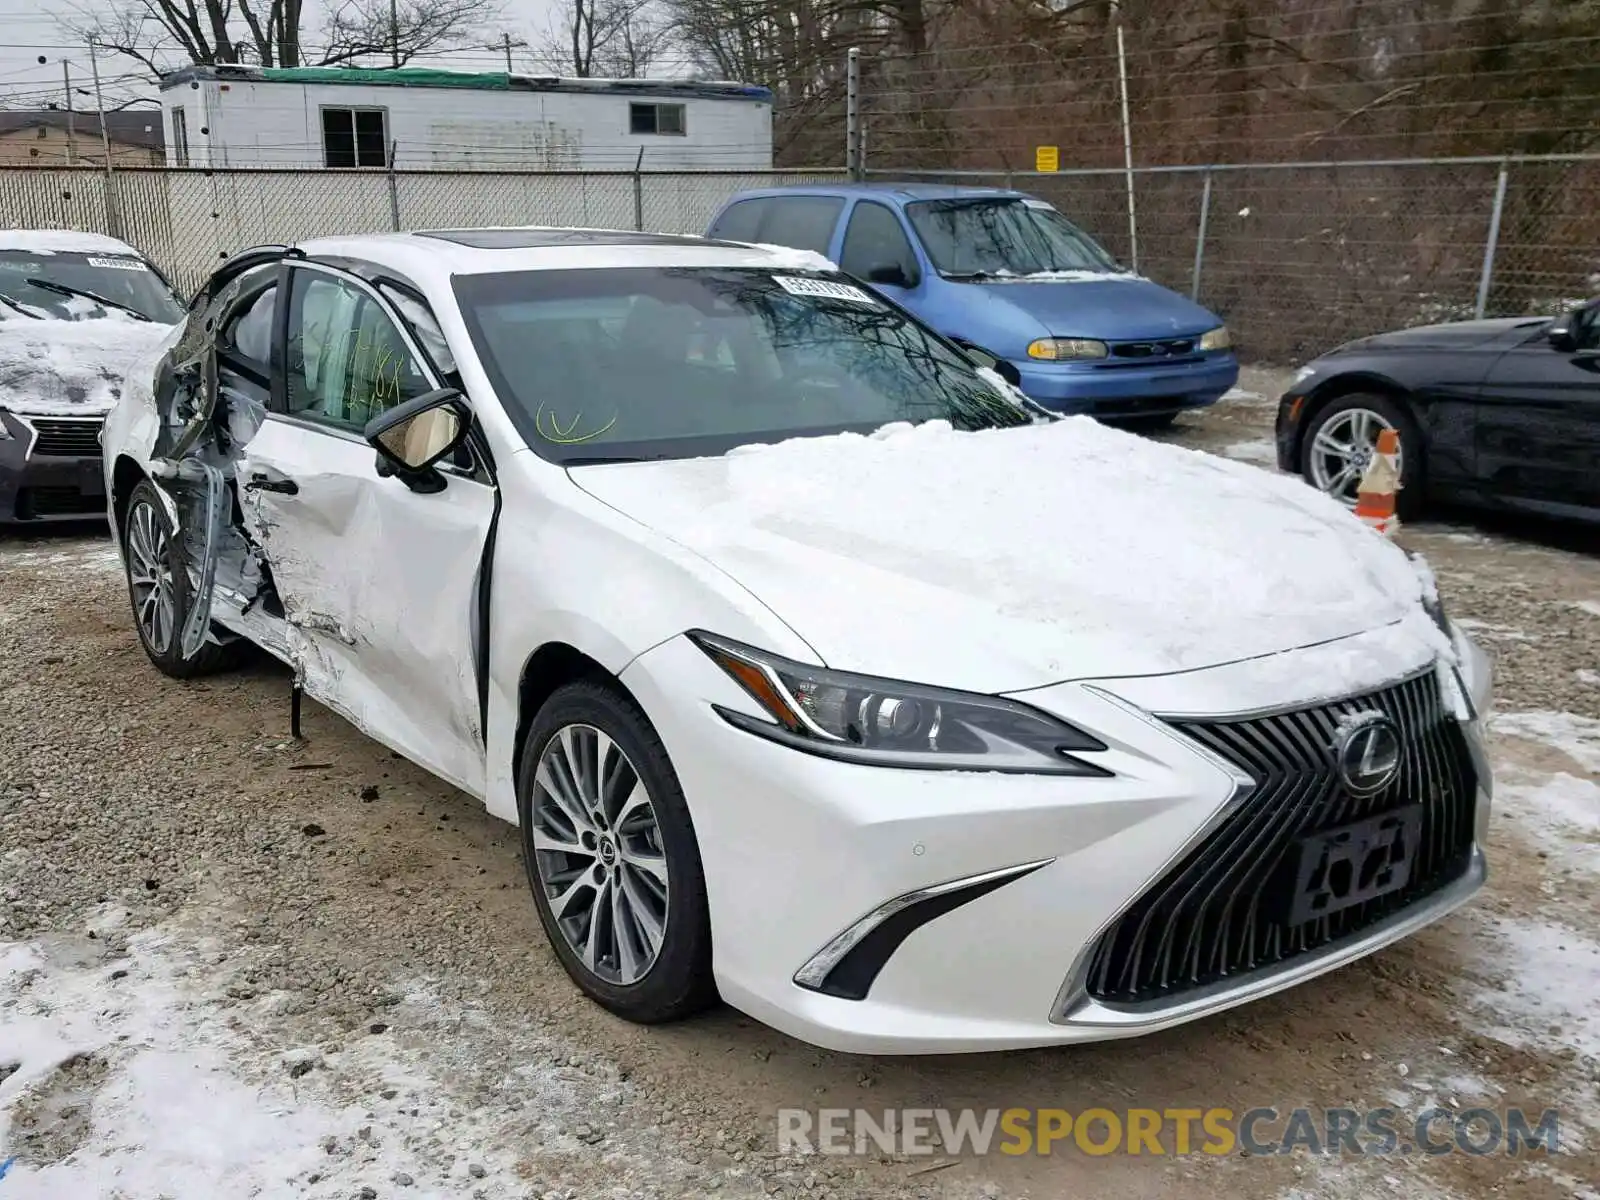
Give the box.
[0,923,548,1198]
[0,230,140,257]
[749,243,837,272]
[577,415,1450,682]
[1466,914,1600,1062]
[1491,710,1600,775]
[0,316,176,416]
[981,268,1149,284]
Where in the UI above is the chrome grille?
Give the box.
[1084,671,1478,1007]
[27,417,104,457]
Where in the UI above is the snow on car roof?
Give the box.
[0,229,145,257]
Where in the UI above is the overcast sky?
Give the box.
[0,0,639,115]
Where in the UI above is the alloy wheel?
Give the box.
[530,724,670,985]
[126,498,177,656]
[1307,407,1403,507]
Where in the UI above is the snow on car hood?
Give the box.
[0,313,175,417]
[572,417,1445,694]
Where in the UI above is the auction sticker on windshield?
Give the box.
[772,276,880,306]
[86,256,149,271]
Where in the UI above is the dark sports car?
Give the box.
[1275,297,1600,524]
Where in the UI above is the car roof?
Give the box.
[283,227,838,287]
[714,182,1031,206]
[0,229,146,257]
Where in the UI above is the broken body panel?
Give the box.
[106,248,494,797]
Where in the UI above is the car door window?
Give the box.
[222,283,277,368]
[839,202,920,286]
[284,270,432,432]
[708,199,768,242]
[757,197,844,256]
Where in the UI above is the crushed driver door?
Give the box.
[239,261,496,797]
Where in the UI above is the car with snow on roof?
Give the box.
[0,230,184,524]
[101,226,1492,1054]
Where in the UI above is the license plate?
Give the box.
[1286,805,1424,925]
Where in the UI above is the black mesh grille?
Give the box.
[1084,672,1478,1006]
[1109,338,1198,359]
[29,417,103,457]
[16,487,105,518]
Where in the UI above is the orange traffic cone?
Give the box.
[1354,427,1401,536]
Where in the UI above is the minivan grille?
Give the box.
[1109,338,1197,359]
[1083,672,1478,1007]
[28,417,104,457]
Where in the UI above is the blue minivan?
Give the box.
[706,184,1239,424]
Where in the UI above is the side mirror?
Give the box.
[363,387,471,479]
[1548,322,1578,353]
[959,344,1021,385]
[866,262,913,288]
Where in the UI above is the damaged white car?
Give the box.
[1,230,183,523]
[103,229,1493,1055]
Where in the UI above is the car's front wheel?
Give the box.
[517,680,715,1024]
[1299,392,1424,518]
[122,478,238,678]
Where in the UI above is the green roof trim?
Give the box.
[253,67,511,89]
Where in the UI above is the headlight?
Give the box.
[1199,326,1232,352]
[1292,364,1317,385]
[1027,338,1108,361]
[691,632,1110,775]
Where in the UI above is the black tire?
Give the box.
[1114,411,1180,432]
[121,478,241,679]
[1298,392,1425,520]
[517,680,716,1024]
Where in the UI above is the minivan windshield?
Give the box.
[0,250,184,323]
[905,198,1124,278]
[453,267,1033,464]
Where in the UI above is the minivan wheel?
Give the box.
[517,680,715,1024]
[1299,392,1424,518]
[122,478,239,679]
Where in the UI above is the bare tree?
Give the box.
[63,0,500,74]
[536,0,668,77]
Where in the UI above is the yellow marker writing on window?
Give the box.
[535,403,618,445]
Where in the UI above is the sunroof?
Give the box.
[415,228,718,249]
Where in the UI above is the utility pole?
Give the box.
[62,60,76,165]
[390,0,400,67]
[496,32,528,73]
[88,35,118,236]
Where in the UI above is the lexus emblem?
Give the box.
[1334,712,1402,797]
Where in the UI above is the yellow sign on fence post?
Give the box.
[1035,145,1060,172]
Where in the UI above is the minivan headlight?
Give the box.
[691,632,1110,775]
[1199,326,1232,351]
[1027,338,1109,361]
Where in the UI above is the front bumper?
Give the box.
[1015,352,1240,418]
[621,633,1491,1054]
[0,412,108,524]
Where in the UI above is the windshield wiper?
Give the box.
[23,278,152,322]
[0,294,43,319]
[561,453,656,466]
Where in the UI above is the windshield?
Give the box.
[905,199,1124,278]
[453,267,1032,464]
[0,250,184,323]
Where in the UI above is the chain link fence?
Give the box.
[0,165,846,297]
[866,156,1600,363]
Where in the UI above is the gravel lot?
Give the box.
[3,377,1598,1200]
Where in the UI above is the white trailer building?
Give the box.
[157,66,773,172]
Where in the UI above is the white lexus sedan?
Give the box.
[102,228,1493,1054]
